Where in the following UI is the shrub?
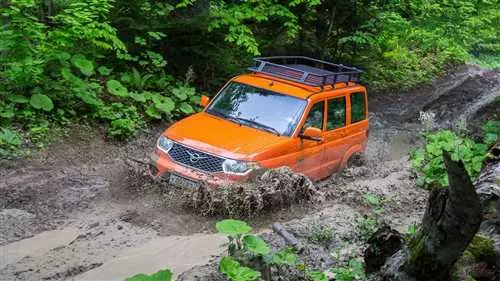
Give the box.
[410,130,487,188]
[124,269,172,281]
[481,120,499,146]
[308,224,334,246]
[0,127,23,158]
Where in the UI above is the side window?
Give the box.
[302,102,324,131]
[326,97,346,130]
[350,92,366,123]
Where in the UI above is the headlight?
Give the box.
[222,159,259,175]
[157,135,173,153]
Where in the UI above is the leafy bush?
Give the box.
[0,127,23,158]
[410,130,488,188]
[330,259,365,281]
[219,256,261,281]
[124,269,172,281]
[0,0,200,148]
[216,219,332,281]
[481,120,499,146]
[308,224,334,246]
[355,215,378,241]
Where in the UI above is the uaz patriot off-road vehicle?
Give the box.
[150,56,368,188]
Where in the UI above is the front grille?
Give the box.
[168,143,225,173]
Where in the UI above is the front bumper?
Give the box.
[149,149,250,186]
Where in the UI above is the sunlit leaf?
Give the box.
[216,219,252,237]
[71,54,94,76]
[243,235,270,255]
[107,80,128,97]
[30,94,54,111]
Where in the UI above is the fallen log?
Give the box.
[272,223,304,253]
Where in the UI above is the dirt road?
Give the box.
[1,65,498,281]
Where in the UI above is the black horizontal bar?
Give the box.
[248,56,362,87]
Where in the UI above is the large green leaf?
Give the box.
[172,87,187,100]
[0,107,14,119]
[107,80,128,97]
[8,94,29,104]
[155,97,175,114]
[129,92,147,103]
[219,257,260,281]
[30,94,54,111]
[97,66,112,76]
[179,102,194,114]
[145,106,162,119]
[0,128,21,146]
[271,248,297,265]
[216,219,252,237]
[52,51,71,61]
[124,269,172,281]
[76,92,103,107]
[243,235,270,255]
[71,54,94,76]
[61,67,87,89]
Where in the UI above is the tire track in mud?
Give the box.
[0,65,498,280]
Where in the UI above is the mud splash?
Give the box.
[183,167,325,217]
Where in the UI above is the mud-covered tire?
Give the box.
[337,153,365,175]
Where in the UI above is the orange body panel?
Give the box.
[150,73,369,185]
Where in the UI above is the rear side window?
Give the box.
[302,102,324,131]
[327,97,346,130]
[350,92,366,123]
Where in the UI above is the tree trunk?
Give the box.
[381,151,483,281]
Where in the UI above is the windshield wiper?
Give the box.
[230,117,281,136]
[206,109,228,119]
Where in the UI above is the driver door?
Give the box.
[293,100,327,180]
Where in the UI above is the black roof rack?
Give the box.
[248,56,362,87]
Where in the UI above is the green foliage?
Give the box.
[308,271,328,281]
[481,120,499,146]
[308,224,334,246]
[355,215,378,241]
[242,235,270,255]
[330,259,365,281]
[124,269,172,281]
[0,0,200,150]
[30,94,54,112]
[0,127,23,158]
[209,0,320,55]
[216,219,303,280]
[410,130,488,188]
[107,80,129,97]
[362,193,381,208]
[271,248,297,266]
[464,234,495,264]
[219,256,261,281]
[216,219,252,238]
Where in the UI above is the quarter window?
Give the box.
[350,92,366,123]
[302,102,324,131]
[327,97,346,130]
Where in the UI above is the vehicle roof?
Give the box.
[233,73,364,100]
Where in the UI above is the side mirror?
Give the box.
[200,95,210,108]
[300,127,322,141]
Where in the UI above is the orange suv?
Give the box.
[150,57,368,188]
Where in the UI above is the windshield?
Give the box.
[206,82,307,136]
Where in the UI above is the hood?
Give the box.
[165,112,288,159]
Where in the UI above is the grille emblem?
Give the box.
[187,150,208,163]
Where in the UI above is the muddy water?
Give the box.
[0,65,499,280]
[0,228,79,268]
[77,233,227,281]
